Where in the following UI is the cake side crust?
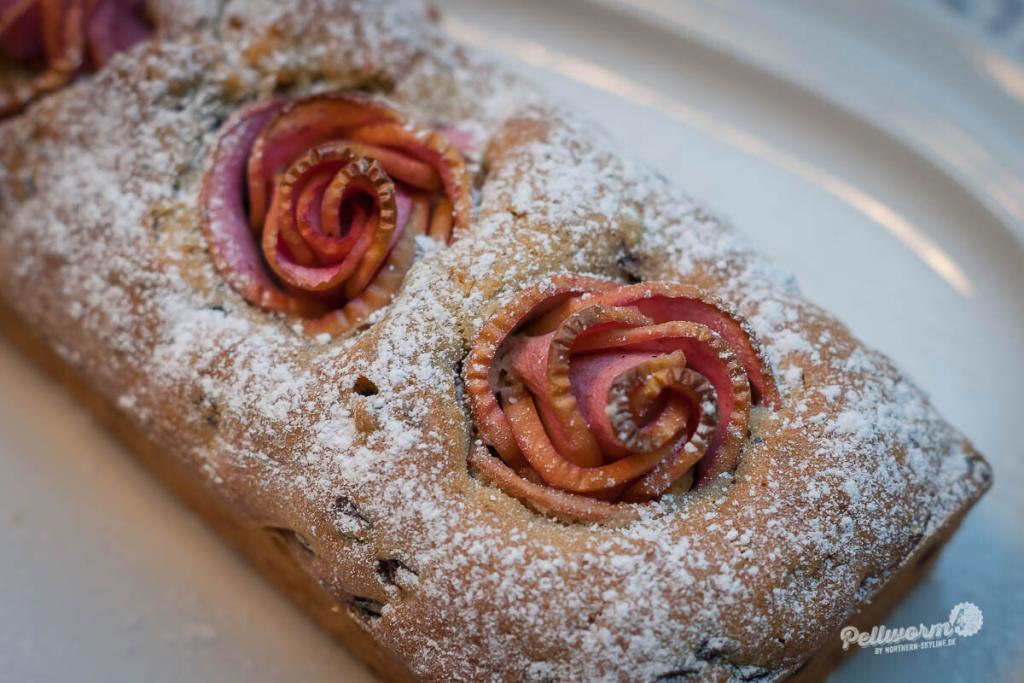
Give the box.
[0,300,416,683]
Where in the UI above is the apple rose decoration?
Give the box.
[0,0,152,116]
[466,275,779,523]
[201,93,472,336]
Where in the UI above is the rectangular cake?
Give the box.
[0,1,991,680]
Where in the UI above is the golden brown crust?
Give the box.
[0,1,992,681]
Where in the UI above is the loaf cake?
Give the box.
[0,1,992,680]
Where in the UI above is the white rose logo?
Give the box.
[950,602,983,638]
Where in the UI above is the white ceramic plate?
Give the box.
[2,1,1022,681]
